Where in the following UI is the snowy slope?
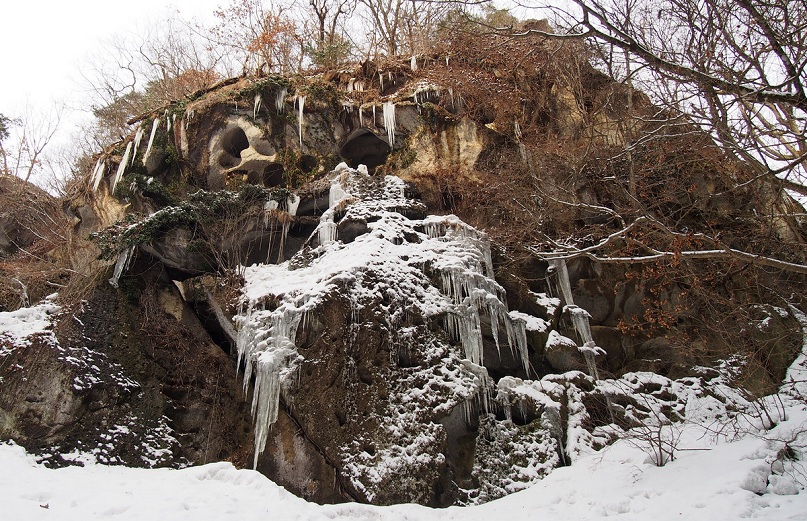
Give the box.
[3,403,806,521]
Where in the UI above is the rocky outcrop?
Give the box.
[0,275,253,469]
[1,40,805,508]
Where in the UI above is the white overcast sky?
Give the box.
[0,1,223,141]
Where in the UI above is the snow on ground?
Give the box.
[0,295,60,352]
[3,401,806,521]
[4,299,807,519]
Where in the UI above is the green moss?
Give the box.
[237,75,291,99]
[295,78,340,110]
[92,185,291,260]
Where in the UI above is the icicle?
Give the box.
[355,80,364,92]
[379,72,384,93]
[275,88,287,113]
[263,200,279,227]
[347,78,355,92]
[253,93,262,119]
[410,55,417,71]
[286,194,300,217]
[449,87,455,109]
[297,95,305,147]
[131,125,144,166]
[372,104,376,123]
[383,102,396,148]
[89,159,106,192]
[236,303,305,468]
[109,246,135,287]
[110,142,132,195]
[446,55,450,66]
[142,118,160,167]
[551,259,603,380]
[359,106,363,127]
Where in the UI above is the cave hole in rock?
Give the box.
[335,410,346,426]
[339,128,391,169]
[297,154,318,173]
[223,126,250,156]
[361,443,376,456]
[263,163,285,186]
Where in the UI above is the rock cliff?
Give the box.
[1,31,805,506]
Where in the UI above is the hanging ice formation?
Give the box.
[142,118,161,166]
[423,216,528,372]
[410,55,418,71]
[383,102,396,147]
[235,168,529,466]
[379,72,384,92]
[109,142,132,195]
[253,93,262,119]
[109,246,135,287]
[237,304,305,468]
[317,176,348,245]
[131,125,145,166]
[89,159,106,192]
[550,259,603,379]
[296,95,305,146]
[275,88,287,113]
[358,105,364,127]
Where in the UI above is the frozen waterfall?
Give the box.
[234,168,530,468]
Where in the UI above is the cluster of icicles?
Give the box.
[550,259,604,380]
[235,168,530,468]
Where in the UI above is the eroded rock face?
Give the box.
[6,53,804,509]
[0,279,252,469]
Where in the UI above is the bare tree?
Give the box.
[356,0,456,57]
[0,104,62,186]
[528,0,807,198]
[309,0,355,45]
[208,0,304,74]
